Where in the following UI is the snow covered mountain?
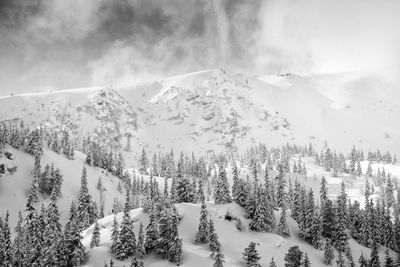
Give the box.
[1,69,399,155]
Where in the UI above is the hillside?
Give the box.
[0,69,399,156]
[0,146,125,229]
[1,143,399,265]
[81,202,395,267]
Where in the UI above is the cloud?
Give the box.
[255,0,400,75]
[0,0,399,94]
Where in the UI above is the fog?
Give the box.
[0,0,399,94]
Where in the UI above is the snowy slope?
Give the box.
[81,203,396,267]
[0,69,399,156]
[0,145,398,266]
[0,146,125,230]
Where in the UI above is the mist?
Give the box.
[1,0,399,94]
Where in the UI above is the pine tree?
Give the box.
[291,180,302,222]
[336,251,345,267]
[175,174,192,203]
[197,179,205,203]
[90,220,101,248]
[166,207,183,264]
[144,211,159,254]
[77,166,93,231]
[163,177,169,198]
[25,129,43,155]
[386,177,395,208]
[323,239,335,265]
[136,221,145,259]
[131,256,144,267]
[303,253,311,267]
[369,240,380,267]
[111,215,119,254]
[12,211,24,266]
[356,161,362,176]
[40,198,63,266]
[214,166,231,204]
[28,174,40,203]
[214,249,225,267]
[384,249,394,267]
[278,208,290,237]
[322,199,335,240]
[195,202,209,244]
[209,218,221,255]
[276,165,287,209]
[358,253,368,267]
[243,242,261,267]
[64,216,85,265]
[269,257,277,267]
[51,168,63,199]
[139,148,149,175]
[115,205,136,260]
[284,246,303,267]
[115,152,125,178]
[366,162,373,177]
[232,165,240,202]
[320,176,328,205]
[249,187,275,232]
[334,181,349,252]
[0,211,12,266]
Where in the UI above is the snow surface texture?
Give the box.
[1,69,398,156]
[0,146,125,229]
[0,146,399,266]
[81,202,396,267]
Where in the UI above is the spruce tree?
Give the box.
[369,240,380,267]
[77,166,93,231]
[209,218,221,255]
[334,181,349,252]
[384,249,394,267]
[25,129,43,155]
[336,251,345,267]
[232,165,240,202]
[249,187,275,232]
[144,211,159,254]
[358,253,368,267]
[111,215,119,253]
[195,202,209,244]
[323,239,334,265]
[269,257,277,267]
[278,208,290,237]
[284,246,303,267]
[90,220,101,248]
[320,176,328,205]
[197,179,205,203]
[366,162,373,177]
[28,175,40,203]
[303,253,311,267]
[64,216,85,265]
[0,212,12,266]
[242,242,261,267]
[276,165,287,209]
[115,205,136,260]
[166,207,183,264]
[136,221,145,259]
[139,148,149,175]
[40,199,63,266]
[131,256,144,267]
[51,168,63,199]
[12,211,24,266]
[214,166,231,204]
[214,249,225,267]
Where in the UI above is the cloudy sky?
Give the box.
[0,0,399,94]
